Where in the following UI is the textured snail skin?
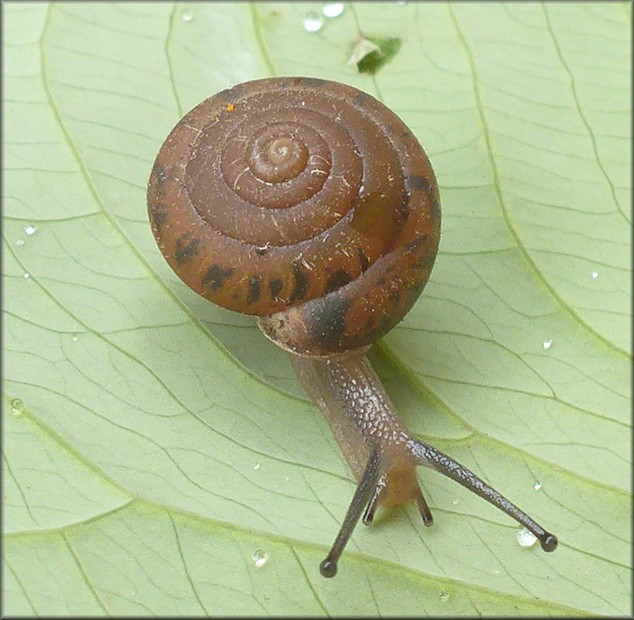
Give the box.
[148,77,557,578]
[147,76,440,356]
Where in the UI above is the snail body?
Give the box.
[148,77,557,577]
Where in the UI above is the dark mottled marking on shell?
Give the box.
[389,289,401,303]
[289,261,309,303]
[149,164,168,232]
[353,92,372,107]
[408,175,431,192]
[416,250,439,271]
[358,248,370,272]
[325,269,352,294]
[359,311,397,346]
[217,88,236,102]
[151,205,167,233]
[406,235,428,253]
[408,174,440,218]
[376,315,397,338]
[247,276,261,304]
[203,264,234,290]
[396,190,411,222]
[429,187,441,220]
[269,278,283,301]
[404,280,426,308]
[406,276,426,295]
[174,235,201,264]
[298,77,328,87]
[155,163,168,183]
[377,276,386,287]
[311,295,351,348]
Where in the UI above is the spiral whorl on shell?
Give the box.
[148,77,440,356]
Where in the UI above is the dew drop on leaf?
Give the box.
[15,239,25,247]
[181,9,193,22]
[516,528,537,548]
[11,398,26,417]
[303,12,324,32]
[534,480,542,491]
[591,271,599,280]
[252,549,269,568]
[542,338,553,350]
[322,2,344,18]
[24,225,36,235]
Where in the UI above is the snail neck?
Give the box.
[289,349,417,484]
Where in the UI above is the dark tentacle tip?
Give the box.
[540,533,558,552]
[320,557,337,578]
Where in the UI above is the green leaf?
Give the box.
[3,1,630,616]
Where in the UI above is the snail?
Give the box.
[147,76,557,578]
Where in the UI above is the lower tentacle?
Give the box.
[320,449,383,577]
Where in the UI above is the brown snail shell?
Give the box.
[147,76,440,356]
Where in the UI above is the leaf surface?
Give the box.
[3,2,631,616]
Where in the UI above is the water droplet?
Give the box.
[71,333,80,342]
[396,0,407,5]
[533,480,542,491]
[15,239,25,247]
[494,569,500,575]
[181,9,193,22]
[516,528,537,548]
[322,2,344,18]
[542,338,553,350]
[24,225,36,235]
[303,12,324,32]
[439,591,450,602]
[11,398,26,417]
[591,271,599,280]
[23,272,30,279]
[451,497,459,506]
[252,549,269,568]
[253,463,260,471]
